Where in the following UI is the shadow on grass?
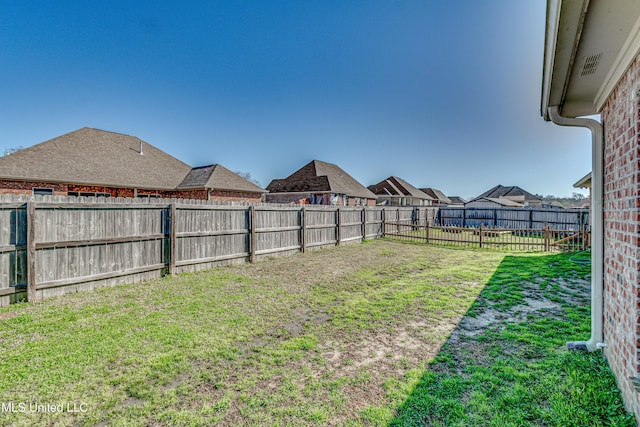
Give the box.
[384,252,634,427]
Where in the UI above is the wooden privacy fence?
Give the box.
[438,207,590,230]
[384,221,590,252]
[0,196,437,306]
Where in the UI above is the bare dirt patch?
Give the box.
[0,312,17,321]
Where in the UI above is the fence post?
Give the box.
[169,203,177,275]
[529,209,534,229]
[336,207,341,246]
[381,208,386,237]
[544,225,550,252]
[27,201,37,302]
[426,221,430,244]
[361,207,367,241]
[479,224,483,248]
[462,208,466,228]
[301,206,306,253]
[250,205,256,262]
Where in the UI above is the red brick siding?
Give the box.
[601,53,640,421]
[266,193,375,206]
[68,185,117,196]
[0,180,260,202]
[265,193,317,204]
[208,190,263,202]
[0,179,68,195]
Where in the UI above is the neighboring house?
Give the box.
[573,172,591,209]
[175,164,267,202]
[464,197,524,209]
[368,176,434,206]
[447,196,467,207]
[0,128,266,202]
[474,185,543,207]
[265,160,377,206]
[542,1,640,421]
[574,171,592,196]
[419,188,451,206]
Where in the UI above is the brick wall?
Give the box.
[0,180,263,203]
[265,193,376,206]
[208,190,263,203]
[601,53,640,421]
[265,193,317,204]
[0,179,68,195]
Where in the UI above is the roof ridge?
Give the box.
[79,127,143,139]
[191,164,217,170]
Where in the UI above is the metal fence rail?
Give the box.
[383,221,590,252]
[438,207,590,230]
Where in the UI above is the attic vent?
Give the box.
[581,53,602,76]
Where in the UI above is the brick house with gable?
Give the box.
[0,128,267,202]
[542,1,640,421]
[368,176,434,206]
[265,160,377,206]
[419,188,451,207]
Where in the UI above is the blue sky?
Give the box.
[0,1,592,199]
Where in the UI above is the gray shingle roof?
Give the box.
[0,128,191,190]
[420,188,451,204]
[476,185,542,201]
[0,128,266,194]
[178,164,266,193]
[267,160,377,199]
[369,176,434,200]
[470,197,524,207]
[447,196,467,204]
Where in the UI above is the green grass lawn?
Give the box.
[0,240,633,426]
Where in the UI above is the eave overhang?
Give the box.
[573,171,592,188]
[542,0,640,120]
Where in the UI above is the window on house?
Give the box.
[68,191,111,198]
[32,188,53,196]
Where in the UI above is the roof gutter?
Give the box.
[547,106,605,352]
[541,0,591,120]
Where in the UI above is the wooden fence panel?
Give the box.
[0,203,27,306]
[0,196,449,305]
[495,209,530,229]
[397,207,415,222]
[305,208,338,249]
[339,208,364,244]
[254,208,301,258]
[32,205,167,299]
[174,206,250,272]
[365,208,383,238]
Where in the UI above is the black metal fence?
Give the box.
[383,221,589,252]
[437,207,589,230]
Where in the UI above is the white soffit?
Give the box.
[561,0,640,117]
[595,14,640,110]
